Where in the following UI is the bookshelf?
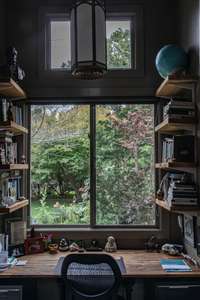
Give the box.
[155,162,196,169]
[0,199,28,214]
[0,121,28,135]
[155,117,195,133]
[0,78,28,215]
[155,76,199,213]
[156,75,198,97]
[0,164,28,171]
[0,78,26,100]
[155,199,200,214]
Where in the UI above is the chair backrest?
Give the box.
[61,253,122,300]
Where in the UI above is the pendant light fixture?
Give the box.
[70,0,107,80]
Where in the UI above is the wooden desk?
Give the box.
[0,250,200,279]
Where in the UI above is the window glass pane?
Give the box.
[106,20,132,69]
[31,105,90,225]
[50,21,71,69]
[96,104,155,225]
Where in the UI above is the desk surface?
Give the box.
[1,250,200,279]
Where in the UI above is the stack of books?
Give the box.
[167,181,198,206]
[0,99,23,125]
[160,259,191,272]
[162,135,194,163]
[0,131,18,165]
[163,99,195,120]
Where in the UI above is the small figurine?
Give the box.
[0,46,25,82]
[48,243,58,254]
[161,243,183,256]
[21,155,26,164]
[145,235,160,252]
[69,242,80,252]
[105,236,117,253]
[58,238,69,251]
[30,225,35,238]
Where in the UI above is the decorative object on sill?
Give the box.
[145,235,160,252]
[105,236,117,253]
[69,242,80,252]
[58,238,69,252]
[30,225,35,238]
[40,233,52,251]
[24,237,44,255]
[70,0,107,80]
[10,243,25,257]
[0,46,25,82]
[48,243,58,254]
[161,243,183,256]
[183,215,197,248]
[86,239,102,251]
[20,155,26,164]
[155,44,188,79]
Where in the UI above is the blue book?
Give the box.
[160,259,192,272]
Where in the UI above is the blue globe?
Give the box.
[155,45,188,79]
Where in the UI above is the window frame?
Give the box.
[28,100,158,230]
[38,5,144,79]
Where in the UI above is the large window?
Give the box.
[48,18,134,70]
[31,104,155,227]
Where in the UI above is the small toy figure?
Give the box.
[0,46,25,82]
[105,236,117,253]
[58,238,69,251]
[145,235,160,252]
[69,242,80,252]
[48,243,58,254]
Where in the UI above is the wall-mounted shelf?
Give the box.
[155,199,200,214]
[0,121,28,135]
[0,164,28,170]
[155,117,195,133]
[0,78,26,99]
[0,199,28,214]
[156,76,198,97]
[155,162,196,169]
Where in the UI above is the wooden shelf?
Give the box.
[0,164,28,170]
[0,199,28,213]
[0,121,28,135]
[155,117,195,133]
[0,78,26,99]
[155,162,196,169]
[155,198,200,214]
[156,76,198,97]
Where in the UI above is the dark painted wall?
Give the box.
[0,0,5,64]
[178,0,200,260]
[4,0,179,99]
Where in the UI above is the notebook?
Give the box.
[160,259,192,272]
[54,256,126,275]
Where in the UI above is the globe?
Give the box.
[155,45,188,79]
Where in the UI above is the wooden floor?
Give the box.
[1,250,200,278]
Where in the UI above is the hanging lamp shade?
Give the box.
[71,0,107,79]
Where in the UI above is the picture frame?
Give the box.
[24,237,44,255]
[183,215,197,248]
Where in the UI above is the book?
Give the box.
[160,259,192,272]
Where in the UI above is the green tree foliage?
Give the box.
[107,28,131,69]
[31,104,155,226]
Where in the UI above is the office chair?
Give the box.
[61,253,123,300]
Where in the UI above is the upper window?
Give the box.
[47,17,134,71]
[106,19,132,69]
[30,104,155,227]
[50,20,71,69]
